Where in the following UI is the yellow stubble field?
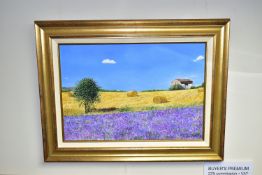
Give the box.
[62,88,204,116]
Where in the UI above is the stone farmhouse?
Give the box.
[171,79,193,89]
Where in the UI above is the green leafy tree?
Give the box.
[74,78,100,113]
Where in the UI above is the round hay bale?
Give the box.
[127,91,138,97]
[153,96,168,104]
[69,91,74,97]
[198,88,204,93]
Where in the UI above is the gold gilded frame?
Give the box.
[34,19,230,162]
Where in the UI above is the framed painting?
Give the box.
[34,19,230,162]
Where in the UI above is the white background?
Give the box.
[0,0,262,175]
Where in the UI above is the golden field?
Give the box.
[62,88,204,116]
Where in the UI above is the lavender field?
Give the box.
[64,106,203,141]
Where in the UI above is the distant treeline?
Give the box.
[190,83,205,89]
[141,89,166,92]
[62,87,165,92]
[99,89,126,92]
[62,87,74,92]
[62,85,204,92]
[62,87,126,92]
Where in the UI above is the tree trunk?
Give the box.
[84,103,89,113]
[84,102,92,113]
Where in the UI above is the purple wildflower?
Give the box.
[63,106,203,141]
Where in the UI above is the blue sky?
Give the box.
[60,43,205,91]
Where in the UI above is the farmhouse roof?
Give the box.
[176,79,193,84]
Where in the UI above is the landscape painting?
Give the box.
[59,43,206,141]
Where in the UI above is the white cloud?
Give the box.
[102,58,116,64]
[193,55,204,62]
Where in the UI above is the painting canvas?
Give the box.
[35,19,230,161]
[60,43,206,141]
